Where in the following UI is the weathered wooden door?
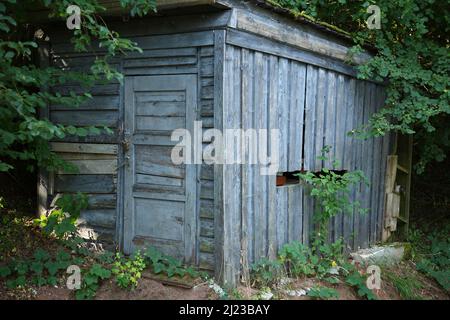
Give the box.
[123,75,197,264]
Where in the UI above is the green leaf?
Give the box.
[34,248,51,261]
[0,265,12,277]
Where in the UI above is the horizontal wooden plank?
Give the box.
[124,56,197,69]
[136,173,183,187]
[135,162,184,179]
[54,132,118,144]
[199,200,214,219]
[58,153,116,161]
[136,116,185,131]
[58,159,117,175]
[125,48,198,59]
[136,91,185,102]
[201,85,214,100]
[199,252,214,270]
[123,65,198,76]
[202,117,214,128]
[51,110,118,127]
[51,95,119,111]
[130,31,214,50]
[200,180,214,199]
[200,164,214,180]
[55,174,116,193]
[51,142,118,155]
[200,219,214,238]
[133,134,178,146]
[233,8,371,65]
[51,84,120,96]
[133,190,186,202]
[79,209,116,229]
[201,100,214,117]
[200,56,214,77]
[86,194,117,210]
[227,29,357,78]
[200,46,214,57]
[199,237,214,253]
[136,101,186,117]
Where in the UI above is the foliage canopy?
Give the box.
[273,0,449,172]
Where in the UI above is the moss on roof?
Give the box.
[256,0,352,40]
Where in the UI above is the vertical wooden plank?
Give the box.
[213,30,226,284]
[353,80,365,249]
[333,74,347,242]
[302,65,318,244]
[196,47,203,266]
[370,86,383,245]
[303,65,318,171]
[296,185,304,243]
[378,89,389,241]
[184,75,199,265]
[366,83,377,246]
[276,187,288,249]
[267,55,279,259]
[314,68,327,171]
[334,74,347,170]
[122,76,136,254]
[288,62,306,171]
[253,51,269,260]
[37,40,51,217]
[359,82,374,248]
[287,187,296,243]
[116,60,125,248]
[343,78,357,248]
[240,48,254,273]
[230,45,242,281]
[287,185,303,242]
[324,71,337,169]
[277,58,290,172]
[220,44,241,286]
[324,71,337,242]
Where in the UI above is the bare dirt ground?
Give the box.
[1,277,217,300]
[1,265,448,300]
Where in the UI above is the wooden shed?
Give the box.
[38,0,411,286]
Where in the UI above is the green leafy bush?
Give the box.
[144,246,202,279]
[250,258,284,288]
[343,263,377,300]
[33,193,88,239]
[112,251,146,289]
[0,248,73,289]
[307,286,339,300]
[410,225,450,292]
[76,263,112,300]
[278,242,315,277]
[296,146,367,243]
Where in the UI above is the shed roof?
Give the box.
[35,0,372,65]
[96,0,354,42]
[252,0,353,42]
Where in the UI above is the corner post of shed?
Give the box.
[213,29,241,287]
[37,38,52,217]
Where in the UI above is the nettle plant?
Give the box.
[296,146,368,245]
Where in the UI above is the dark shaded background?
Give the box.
[1,149,449,234]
